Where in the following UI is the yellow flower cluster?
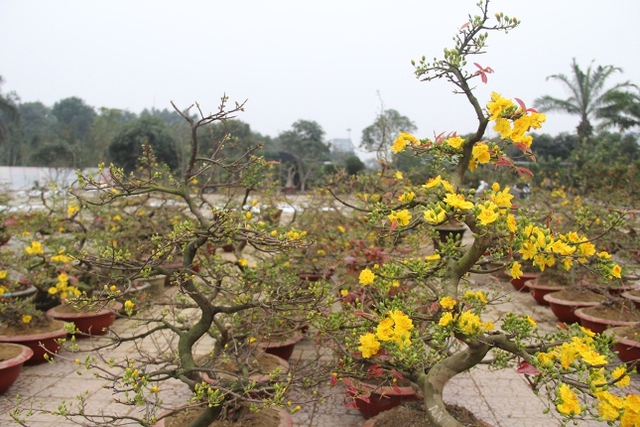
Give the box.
[25,241,44,255]
[518,225,613,273]
[443,193,474,211]
[423,205,447,224]
[398,191,415,203]
[67,201,80,217]
[537,335,606,370]
[391,132,420,154]
[47,272,81,300]
[438,296,493,333]
[357,310,414,358]
[422,175,455,193]
[556,383,581,415]
[487,91,546,148]
[375,310,414,350]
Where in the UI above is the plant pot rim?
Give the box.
[622,291,640,301]
[607,326,640,348]
[525,280,567,291]
[0,284,38,299]
[0,343,34,369]
[258,330,305,349]
[511,272,539,281]
[46,301,123,319]
[0,319,68,342]
[574,306,640,327]
[201,352,290,385]
[543,290,604,306]
[342,376,418,397]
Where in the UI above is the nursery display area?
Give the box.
[1,3,640,427]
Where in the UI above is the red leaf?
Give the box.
[331,375,338,387]
[344,396,359,409]
[393,384,402,394]
[514,167,534,177]
[390,220,398,232]
[516,361,542,375]
[390,370,404,380]
[460,21,470,29]
[514,97,528,111]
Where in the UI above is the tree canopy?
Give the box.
[107,116,179,174]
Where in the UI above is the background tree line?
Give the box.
[1,58,638,192]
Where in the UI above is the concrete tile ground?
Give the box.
[2,275,639,426]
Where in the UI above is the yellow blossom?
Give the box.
[423,208,446,224]
[22,314,32,324]
[337,225,346,233]
[557,383,581,415]
[424,253,441,261]
[238,258,248,267]
[446,136,464,149]
[443,193,474,210]
[388,209,412,227]
[398,191,415,203]
[506,214,517,233]
[439,296,456,310]
[471,143,491,164]
[395,171,404,180]
[358,333,381,358]
[477,203,500,226]
[439,312,454,327]
[611,264,622,279]
[359,268,375,286]
[0,270,6,280]
[340,289,349,297]
[486,91,513,120]
[510,261,523,279]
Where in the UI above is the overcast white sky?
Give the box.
[1,0,639,157]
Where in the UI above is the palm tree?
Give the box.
[596,88,640,132]
[535,59,637,140]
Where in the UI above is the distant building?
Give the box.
[330,138,354,154]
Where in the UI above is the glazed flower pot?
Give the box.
[543,289,605,324]
[47,301,122,336]
[0,284,38,301]
[608,325,640,363]
[258,330,305,361]
[575,305,640,334]
[509,273,539,292]
[134,274,166,296]
[0,319,67,365]
[0,343,34,394]
[342,377,421,419]
[526,280,565,306]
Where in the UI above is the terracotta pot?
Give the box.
[0,343,34,394]
[608,326,640,363]
[153,406,293,427]
[622,290,640,310]
[526,280,565,306]
[575,306,640,334]
[47,301,122,336]
[298,272,324,282]
[258,330,305,361]
[0,319,67,365]
[543,290,604,324]
[509,273,539,292]
[342,377,421,419]
[607,282,640,297]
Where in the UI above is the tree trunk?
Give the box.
[418,340,490,427]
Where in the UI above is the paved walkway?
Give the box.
[2,279,639,427]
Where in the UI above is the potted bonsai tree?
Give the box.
[317,2,639,426]
[28,96,331,427]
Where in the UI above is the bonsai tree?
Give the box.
[30,96,332,426]
[319,2,638,426]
